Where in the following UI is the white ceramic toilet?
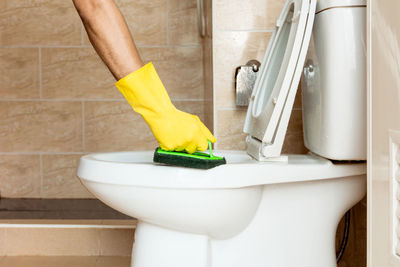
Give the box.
[77,0,367,266]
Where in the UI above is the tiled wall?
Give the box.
[0,0,205,198]
[212,0,307,153]
[203,0,214,131]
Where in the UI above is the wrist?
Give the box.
[115,62,176,115]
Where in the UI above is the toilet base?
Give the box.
[131,222,209,267]
[130,175,365,267]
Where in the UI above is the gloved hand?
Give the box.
[115,62,216,153]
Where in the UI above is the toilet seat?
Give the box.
[244,0,316,161]
[77,151,366,189]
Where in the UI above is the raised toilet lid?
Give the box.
[244,0,316,160]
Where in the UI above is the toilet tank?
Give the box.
[301,0,366,160]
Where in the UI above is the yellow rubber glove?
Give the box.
[115,62,216,153]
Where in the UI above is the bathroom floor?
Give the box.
[0,256,130,267]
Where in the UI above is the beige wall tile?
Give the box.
[42,48,120,99]
[204,101,214,133]
[0,0,81,46]
[0,48,39,99]
[0,229,5,255]
[0,256,130,267]
[0,155,41,198]
[287,109,303,135]
[98,229,134,256]
[84,101,157,152]
[338,198,366,267]
[0,256,97,267]
[174,100,205,122]
[139,47,204,100]
[168,0,201,45]
[2,228,135,257]
[83,0,168,46]
[0,102,82,152]
[216,109,307,153]
[216,109,247,150]
[205,0,213,38]
[3,228,100,256]
[214,31,271,108]
[117,0,167,45]
[215,0,285,30]
[96,256,130,267]
[281,133,308,154]
[42,154,93,199]
[202,0,213,132]
[293,86,302,109]
[203,38,213,101]
[48,46,206,100]
[84,100,204,152]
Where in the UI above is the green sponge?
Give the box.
[153,141,226,169]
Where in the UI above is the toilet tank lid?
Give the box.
[316,0,366,13]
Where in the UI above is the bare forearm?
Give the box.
[72,0,143,80]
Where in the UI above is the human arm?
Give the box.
[72,0,143,80]
[72,0,216,153]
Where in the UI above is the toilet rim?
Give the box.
[77,151,366,189]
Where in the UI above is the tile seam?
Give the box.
[0,98,205,102]
[139,44,202,48]
[216,107,248,111]
[81,24,85,46]
[166,0,170,45]
[0,44,202,49]
[215,107,303,111]
[212,0,217,148]
[82,101,85,153]
[38,48,42,99]
[0,224,136,229]
[0,45,91,49]
[96,228,101,256]
[215,29,274,33]
[39,154,43,198]
[0,152,85,155]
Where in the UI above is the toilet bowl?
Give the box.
[78,152,365,267]
[77,0,367,266]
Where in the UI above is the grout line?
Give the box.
[39,154,43,198]
[215,107,303,111]
[38,47,42,99]
[0,98,205,102]
[0,44,201,49]
[215,107,248,111]
[0,45,91,49]
[172,98,204,102]
[0,99,125,102]
[82,101,85,153]
[166,0,170,45]
[0,224,136,229]
[0,152,85,155]
[212,0,217,147]
[216,29,275,33]
[81,24,85,46]
[138,44,202,48]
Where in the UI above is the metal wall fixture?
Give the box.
[235,60,261,106]
[197,0,206,38]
